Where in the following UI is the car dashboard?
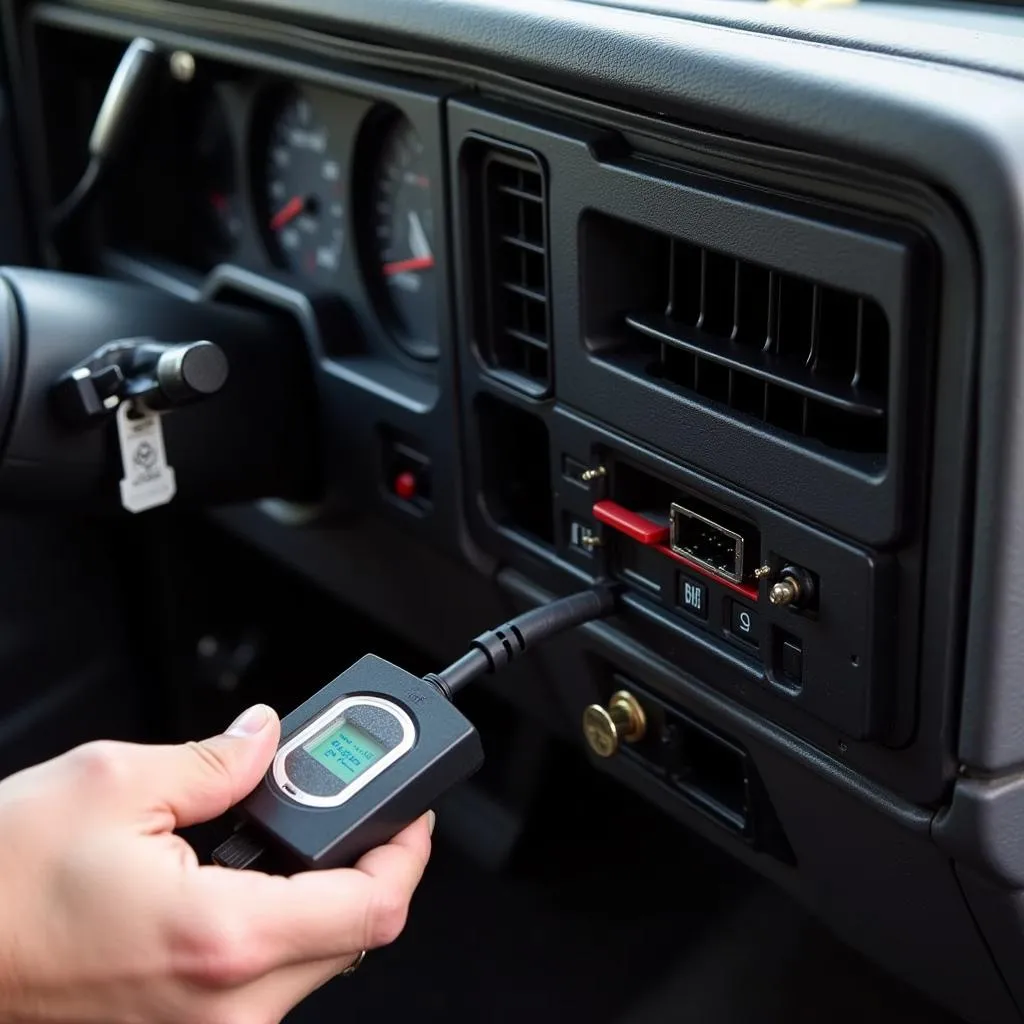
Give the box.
[4,0,1024,1020]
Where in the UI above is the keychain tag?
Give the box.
[116,400,177,513]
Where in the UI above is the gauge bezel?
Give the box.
[354,106,440,363]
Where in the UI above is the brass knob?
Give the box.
[583,690,646,758]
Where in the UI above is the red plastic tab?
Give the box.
[592,500,670,546]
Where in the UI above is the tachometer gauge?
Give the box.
[259,88,345,283]
[194,94,242,263]
[367,116,438,361]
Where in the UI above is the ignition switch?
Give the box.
[52,338,228,427]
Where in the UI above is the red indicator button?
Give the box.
[394,471,418,502]
[592,500,670,546]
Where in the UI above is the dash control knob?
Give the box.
[155,340,229,406]
[583,689,646,758]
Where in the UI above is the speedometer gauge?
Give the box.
[259,88,345,283]
[367,116,438,361]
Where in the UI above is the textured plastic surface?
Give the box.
[238,655,483,870]
[958,867,1024,1017]
[936,774,1024,889]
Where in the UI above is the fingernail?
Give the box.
[226,704,272,737]
[427,810,436,836]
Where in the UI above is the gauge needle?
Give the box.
[383,211,435,276]
[270,195,305,231]
[408,210,432,261]
[382,255,435,276]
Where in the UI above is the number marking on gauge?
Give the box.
[366,115,439,360]
[261,88,345,280]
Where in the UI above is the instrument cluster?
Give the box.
[111,70,443,364]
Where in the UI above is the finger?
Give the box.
[351,812,433,889]
[140,705,281,828]
[194,814,433,969]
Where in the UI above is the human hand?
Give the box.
[0,704,433,1024]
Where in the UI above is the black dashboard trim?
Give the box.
[15,0,984,806]
[66,0,1016,779]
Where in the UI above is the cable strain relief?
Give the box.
[422,673,453,702]
[470,623,527,673]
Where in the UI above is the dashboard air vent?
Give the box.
[477,146,551,396]
[584,214,890,459]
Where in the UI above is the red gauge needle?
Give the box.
[382,255,435,276]
[270,195,305,231]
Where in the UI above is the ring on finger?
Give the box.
[340,950,367,977]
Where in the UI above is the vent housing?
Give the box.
[583,213,891,462]
[473,143,551,396]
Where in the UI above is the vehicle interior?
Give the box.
[3,0,1024,1019]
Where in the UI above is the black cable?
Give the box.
[49,157,103,232]
[423,585,618,699]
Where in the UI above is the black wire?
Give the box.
[50,157,103,233]
[424,585,618,698]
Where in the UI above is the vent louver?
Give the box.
[587,215,891,458]
[479,147,551,395]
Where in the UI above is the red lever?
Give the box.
[592,500,669,546]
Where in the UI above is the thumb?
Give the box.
[153,704,281,828]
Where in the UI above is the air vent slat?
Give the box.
[583,212,891,458]
[505,327,548,350]
[497,184,542,203]
[852,297,865,387]
[476,145,550,395]
[500,234,545,255]
[808,285,821,370]
[502,281,547,304]
[626,312,885,417]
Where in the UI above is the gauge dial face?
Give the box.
[369,117,438,360]
[261,89,345,282]
[194,95,242,262]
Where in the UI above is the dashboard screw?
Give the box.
[581,465,607,482]
[169,51,196,83]
[753,565,773,580]
[769,578,801,607]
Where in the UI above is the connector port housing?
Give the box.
[669,501,758,584]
